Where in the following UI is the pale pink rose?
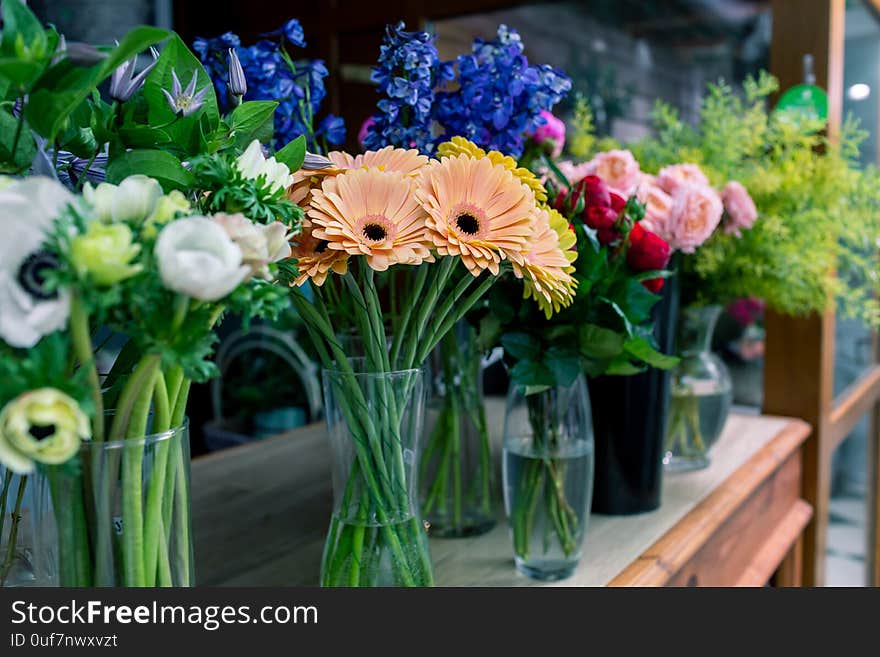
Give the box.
[584,149,641,196]
[668,183,723,253]
[637,183,675,244]
[357,116,375,146]
[656,163,710,195]
[531,110,566,157]
[721,180,758,236]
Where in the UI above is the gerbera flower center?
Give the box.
[315,240,329,254]
[17,250,60,301]
[456,213,481,235]
[363,223,388,241]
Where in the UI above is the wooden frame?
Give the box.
[764,0,880,586]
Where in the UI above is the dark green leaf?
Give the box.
[274,134,306,171]
[105,149,194,192]
[501,332,541,361]
[230,100,277,140]
[0,108,35,171]
[578,323,625,359]
[545,346,581,387]
[510,359,555,391]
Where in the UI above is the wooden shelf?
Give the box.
[191,400,811,587]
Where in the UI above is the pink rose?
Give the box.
[656,163,710,195]
[585,149,641,196]
[668,183,723,253]
[358,117,376,147]
[637,181,675,243]
[721,180,757,236]
[531,110,566,157]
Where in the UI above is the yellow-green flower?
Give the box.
[0,389,90,474]
[436,136,548,203]
[70,222,142,286]
[143,190,191,237]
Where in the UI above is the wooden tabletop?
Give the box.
[191,399,810,586]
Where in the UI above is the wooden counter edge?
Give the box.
[607,418,812,587]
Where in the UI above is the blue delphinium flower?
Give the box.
[362,22,454,154]
[434,25,571,157]
[193,21,344,151]
[263,18,306,48]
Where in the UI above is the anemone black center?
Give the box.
[29,424,56,441]
[456,213,480,235]
[315,240,329,254]
[17,250,60,301]
[363,223,387,241]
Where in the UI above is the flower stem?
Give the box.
[70,295,103,442]
[0,475,27,586]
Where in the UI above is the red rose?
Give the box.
[627,222,671,292]
[573,175,612,209]
[610,191,626,213]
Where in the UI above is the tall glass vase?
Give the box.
[502,375,594,581]
[35,422,193,587]
[419,323,495,538]
[663,305,733,471]
[320,361,433,587]
[1,468,54,586]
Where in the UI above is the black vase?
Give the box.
[588,271,680,515]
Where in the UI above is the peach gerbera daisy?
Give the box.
[513,208,578,319]
[288,219,349,286]
[437,136,548,203]
[417,154,538,276]
[327,146,429,176]
[308,167,433,271]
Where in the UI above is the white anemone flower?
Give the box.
[236,139,294,193]
[155,216,250,301]
[0,177,74,348]
[83,174,163,224]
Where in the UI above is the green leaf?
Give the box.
[0,57,45,88]
[1,0,46,59]
[545,346,581,387]
[623,336,679,370]
[501,332,541,361]
[0,108,35,172]
[230,100,277,141]
[632,269,674,282]
[105,149,194,192]
[578,323,625,359]
[142,34,219,156]
[510,359,555,391]
[118,125,171,150]
[274,134,306,171]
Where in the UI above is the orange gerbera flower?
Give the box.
[513,208,578,319]
[308,167,433,271]
[416,154,537,276]
[288,219,349,286]
[328,146,428,176]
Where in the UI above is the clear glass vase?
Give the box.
[320,361,433,586]
[663,305,733,472]
[502,375,594,581]
[1,468,54,586]
[419,323,495,538]
[34,422,193,587]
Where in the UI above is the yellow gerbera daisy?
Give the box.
[513,208,578,319]
[288,219,349,286]
[416,154,537,276]
[308,167,433,272]
[436,136,548,203]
